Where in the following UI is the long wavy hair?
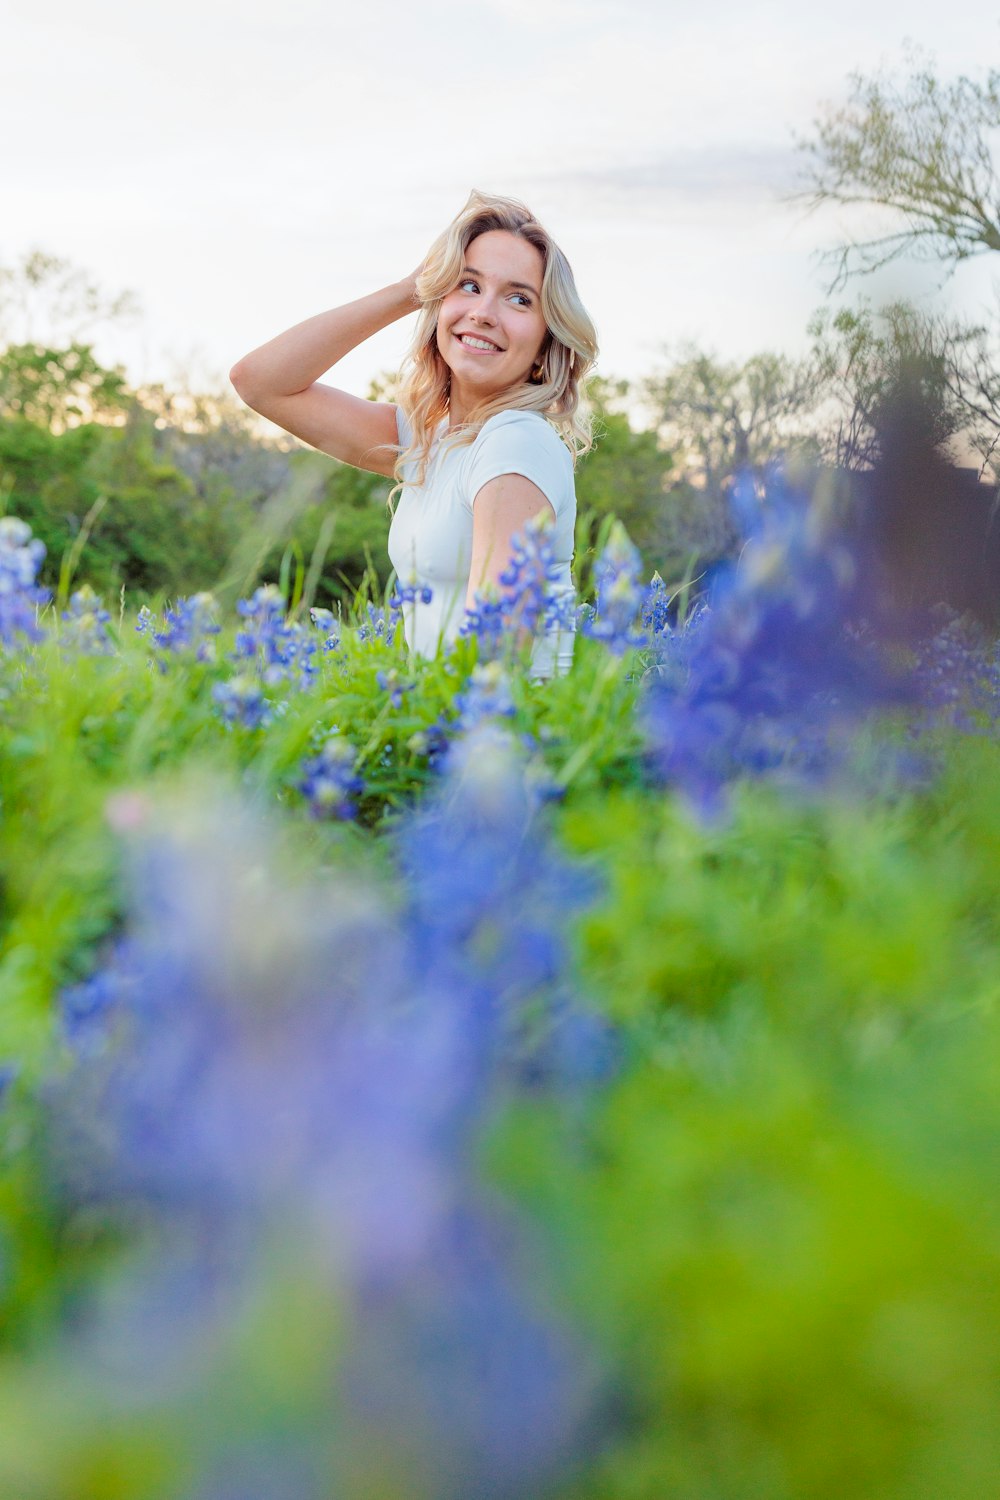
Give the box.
[392,190,599,496]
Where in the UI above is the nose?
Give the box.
[469,295,498,325]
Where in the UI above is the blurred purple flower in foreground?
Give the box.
[49,730,607,1497]
[642,469,917,813]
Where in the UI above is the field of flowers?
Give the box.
[1,472,1000,1500]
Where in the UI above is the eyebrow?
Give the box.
[462,265,541,297]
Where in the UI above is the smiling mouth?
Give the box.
[456,333,504,353]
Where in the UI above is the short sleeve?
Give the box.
[395,405,412,448]
[463,412,572,519]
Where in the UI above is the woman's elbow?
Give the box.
[229,360,257,401]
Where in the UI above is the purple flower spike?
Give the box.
[581,522,650,655]
[61,585,115,656]
[297,733,363,819]
[0,515,50,648]
[642,466,917,812]
[234,586,317,689]
[212,674,272,729]
[47,773,606,1496]
[460,515,566,660]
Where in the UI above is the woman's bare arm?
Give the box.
[229,276,420,477]
[466,475,556,609]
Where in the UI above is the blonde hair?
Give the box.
[392,190,598,496]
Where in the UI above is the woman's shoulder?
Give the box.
[473,408,572,464]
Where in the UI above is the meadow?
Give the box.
[1,473,999,1500]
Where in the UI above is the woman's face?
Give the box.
[436,230,548,403]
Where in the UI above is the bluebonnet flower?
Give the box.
[137,592,221,666]
[642,467,917,814]
[452,662,517,734]
[356,603,391,646]
[397,722,598,1003]
[212,674,272,730]
[0,1064,17,1106]
[581,522,650,655]
[641,573,673,637]
[60,585,115,656]
[460,515,566,661]
[297,733,364,820]
[234,585,317,689]
[406,713,452,768]
[0,515,50,648]
[907,606,999,731]
[46,765,605,1497]
[388,581,433,637]
[309,606,342,654]
[60,966,126,1056]
[376,667,412,709]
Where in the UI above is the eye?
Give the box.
[459,278,479,293]
[509,292,532,307]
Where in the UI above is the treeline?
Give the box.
[0,338,730,609]
[0,390,400,608]
[3,51,1000,609]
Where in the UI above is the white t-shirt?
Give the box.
[387,407,577,679]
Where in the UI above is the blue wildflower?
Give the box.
[641,573,673,636]
[376,667,412,709]
[398,722,598,1001]
[60,966,126,1055]
[159,593,220,656]
[309,606,343,655]
[46,776,604,1496]
[0,1064,17,1106]
[642,467,916,813]
[297,733,363,819]
[234,586,317,688]
[212,675,272,729]
[452,662,517,734]
[460,514,567,660]
[581,522,649,655]
[908,606,999,730]
[60,585,115,656]
[388,581,434,637]
[356,603,392,646]
[0,515,50,648]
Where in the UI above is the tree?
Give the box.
[808,301,969,470]
[0,248,140,347]
[643,347,820,493]
[571,378,672,577]
[0,342,132,431]
[798,56,1000,287]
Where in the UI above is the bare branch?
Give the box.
[793,55,1000,285]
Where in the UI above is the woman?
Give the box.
[230,190,598,677]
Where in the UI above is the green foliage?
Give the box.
[1,583,1000,1495]
[0,343,132,431]
[0,402,393,607]
[255,454,393,606]
[575,379,674,585]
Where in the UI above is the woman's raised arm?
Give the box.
[229,274,420,476]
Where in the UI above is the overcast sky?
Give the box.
[4,0,1000,403]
